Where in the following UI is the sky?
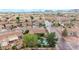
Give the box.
[0,0,79,10]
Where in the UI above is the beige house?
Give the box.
[66,27,79,37]
[0,30,22,47]
[27,27,46,34]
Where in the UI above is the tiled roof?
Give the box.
[63,36,79,44]
[28,27,46,34]
[0,30,22,41]
[67,27,79,32]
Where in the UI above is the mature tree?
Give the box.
[3,24,6,28]
[25,19,28,22]
[16,16,20,23]
[23,34,38,47]
[53,21,60,27]
[30,16,34,20]
[71,18,76,21]
[23,30,29,34]
[47,32,58,47]
[39,23,45,27]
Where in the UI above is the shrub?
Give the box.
[23,34,38,47]
[36,33,44,37]
[12,45,17,50]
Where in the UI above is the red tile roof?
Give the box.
[63,36,79,44]
[67,27,79,32]
[28,27,46,34]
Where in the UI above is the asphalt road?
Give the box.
[44,20,72,50]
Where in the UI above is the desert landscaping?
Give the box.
[0,10,79,50]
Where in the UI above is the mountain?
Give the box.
[0,9,79,13]
[0,9,46,13]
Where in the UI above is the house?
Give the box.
[0,30,22,48]
[63,36,79,49]
[27,27,46,34]
[62,27,79,49]
[66,27,79,37]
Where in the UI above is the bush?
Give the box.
[37,33,44,37]
[12,45,17,50]
[37,37,48,47]
[39,23,45,27]
[53,22,60,27]
[23,34,38,47]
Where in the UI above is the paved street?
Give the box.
[44,20,72,50]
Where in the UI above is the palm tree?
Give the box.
[30,16,34,27]
[62,28,68,36]
[47,32,58,47]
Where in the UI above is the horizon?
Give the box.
[0,9,78,12]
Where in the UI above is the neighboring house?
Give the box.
[66,27,79,37]
[63,36,79,49]
[28,27,46,34]
[62,27,79,49]
[0,30,22,47]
